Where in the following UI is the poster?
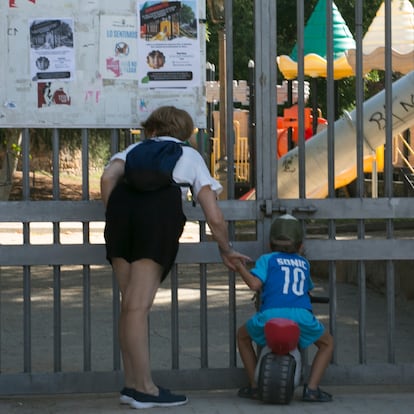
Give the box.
[137,0,200,88]
[99,15,138,80]
[37,81,72,108]
[29,18,75,82]
[0,1,206,127]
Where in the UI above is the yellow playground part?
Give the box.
[210,109,386,186]
[210,72,414,199]
[211,110,250,183]
[210,109,388,191]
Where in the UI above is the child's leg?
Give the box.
[307,330,334,390]
[237,324,258,387]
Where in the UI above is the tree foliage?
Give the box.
[206,0,413,116]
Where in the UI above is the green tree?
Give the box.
[207,0,413,116]
[207,0,254,80]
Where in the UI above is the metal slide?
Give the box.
[278,70,414,198]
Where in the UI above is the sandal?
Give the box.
[237,385,259,400]
[302,384,333,402]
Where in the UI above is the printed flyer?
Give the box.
[137,0,200,88]
[29,18,75,82]
[99,15,138,80]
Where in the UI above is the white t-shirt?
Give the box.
[109,136,223,200]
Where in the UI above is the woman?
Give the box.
[101,106,250,409]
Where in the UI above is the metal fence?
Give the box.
[1,0,414,395]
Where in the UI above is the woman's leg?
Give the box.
[113,257,163,395]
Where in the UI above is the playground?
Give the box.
[207,75,414,200]
[206,0,414,200]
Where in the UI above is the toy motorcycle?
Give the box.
[254,295,329,404]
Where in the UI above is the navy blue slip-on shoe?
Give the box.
[128,386,188,409]
[119,387,135,405]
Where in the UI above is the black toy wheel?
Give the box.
[258,352,296,404]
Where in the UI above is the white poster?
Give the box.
[137,0,200,88]
[29,18,75,82]
[99,15,138,80]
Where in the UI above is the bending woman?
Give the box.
[100,106,250,409]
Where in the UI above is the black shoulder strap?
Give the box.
[124,139,195,206]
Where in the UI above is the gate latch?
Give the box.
[261,202,317,217]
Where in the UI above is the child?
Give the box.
[235,214,334,402]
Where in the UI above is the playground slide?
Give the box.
[278,70,414,198]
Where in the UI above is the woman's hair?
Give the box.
[141,106,194,141]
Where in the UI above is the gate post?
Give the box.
[254,0,277,241]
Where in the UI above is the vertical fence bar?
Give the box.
[328,263,337,364]
[21,129,30,201]
[170,265,179,369]
[52,129,60,199]
[110,129,120,155]
[23,265,31,373]
[110,129,121,370]
[357,262,367,364]
[21,128,31,372]
[326,0,335,198]
[354,0,367,365]
[254,0,276,249]
[228,271,237,367]
[223,0,238,368]
[386,261,396,363]
[82,265,91,372]
[112,269,121,371]
[200,264,208,368]
[294,4,306,365]
[325,0,338,364]
[81,129,90,201]
[52,267,62,373]
[52,128,62,372]
[296,0,305,198]
[81,128,92,371]
[384,0,396,364]
[248,59,256,189]
[225,0,234,201]
[199,223,208,368]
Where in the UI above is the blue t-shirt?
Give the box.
[251,252,314,311]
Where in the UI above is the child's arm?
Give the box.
[234,260,263,292]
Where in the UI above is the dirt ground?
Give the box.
[8,170,101,201]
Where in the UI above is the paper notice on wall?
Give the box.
[29,18,75,82]
[99,15,138,80]
[137,0,201,88]
[37,82,72,108]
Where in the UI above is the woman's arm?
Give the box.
[100,159,125,207]
[197,185,251,271]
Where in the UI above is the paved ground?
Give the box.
[1,223,414,412]
[1,386,414,413]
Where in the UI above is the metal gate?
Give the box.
[1,0,414,395]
